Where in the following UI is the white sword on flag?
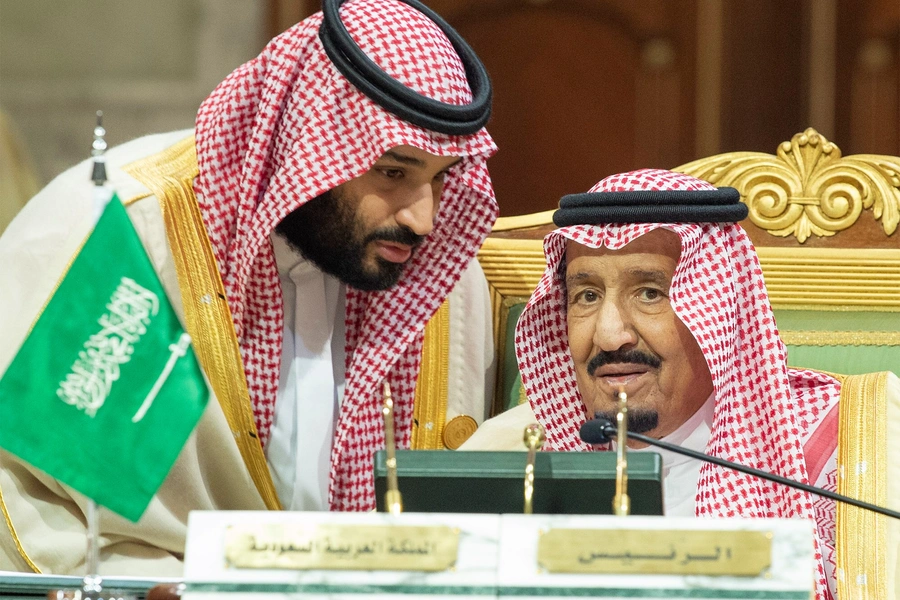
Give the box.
[132,332,192,423]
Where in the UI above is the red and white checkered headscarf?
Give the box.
[193,0,497,511]
[516,169,841,598]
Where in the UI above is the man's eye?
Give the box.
[379,168,404,179]
[639,288,663,301]
[575,290,599,304]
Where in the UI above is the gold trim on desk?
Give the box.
[122,137,281,511]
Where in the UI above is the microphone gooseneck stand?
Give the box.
[579,417,900,521]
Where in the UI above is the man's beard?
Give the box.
[592,410,659,435]
[275,189,424,291]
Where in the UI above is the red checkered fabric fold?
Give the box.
[193,0,497,511]
[516,169,840,599]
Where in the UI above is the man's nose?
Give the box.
[593,300,638,352]
[394,184,437,237]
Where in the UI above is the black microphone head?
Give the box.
[579,417,616,445]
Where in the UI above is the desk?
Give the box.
[0,572,175,599]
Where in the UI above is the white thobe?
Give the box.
[266,233,347,511]
[624,393,715,517]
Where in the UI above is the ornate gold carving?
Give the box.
[478,238,547,301]
[677,128,900,242]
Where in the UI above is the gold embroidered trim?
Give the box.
[412,300,450,449]
[121,136,281,510]
[122,191,152,206]
[780,330,900,347]
[836,371,888,599]
[0,470,41,573]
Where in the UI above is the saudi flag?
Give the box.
[0,196,209,522]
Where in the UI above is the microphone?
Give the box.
[580,417,900,521]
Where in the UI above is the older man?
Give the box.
[464,169,900,599]
[0,0,496,576]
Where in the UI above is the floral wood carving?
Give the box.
[677,128,900,243]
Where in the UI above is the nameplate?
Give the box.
[224,523,459,572]
[537,528,771,576]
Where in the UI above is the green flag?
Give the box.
[0,196,209,522]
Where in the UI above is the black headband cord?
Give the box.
[319,0,492,135]
[553,188,748,226]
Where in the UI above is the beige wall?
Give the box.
[0,0,268,188]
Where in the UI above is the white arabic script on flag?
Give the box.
[57,277,159,416]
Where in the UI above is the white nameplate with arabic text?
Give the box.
[183,510,500,600]
[498,515,814,599]
[224,523,460,572]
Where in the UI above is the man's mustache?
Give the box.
[587,349,662,377]
[365,225,425,248]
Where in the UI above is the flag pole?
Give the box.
[83,498,102,594]
[81,111,110,598]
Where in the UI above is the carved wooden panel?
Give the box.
[427,0,697,216]
[719,1,806,154]
[836,0,899,156]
